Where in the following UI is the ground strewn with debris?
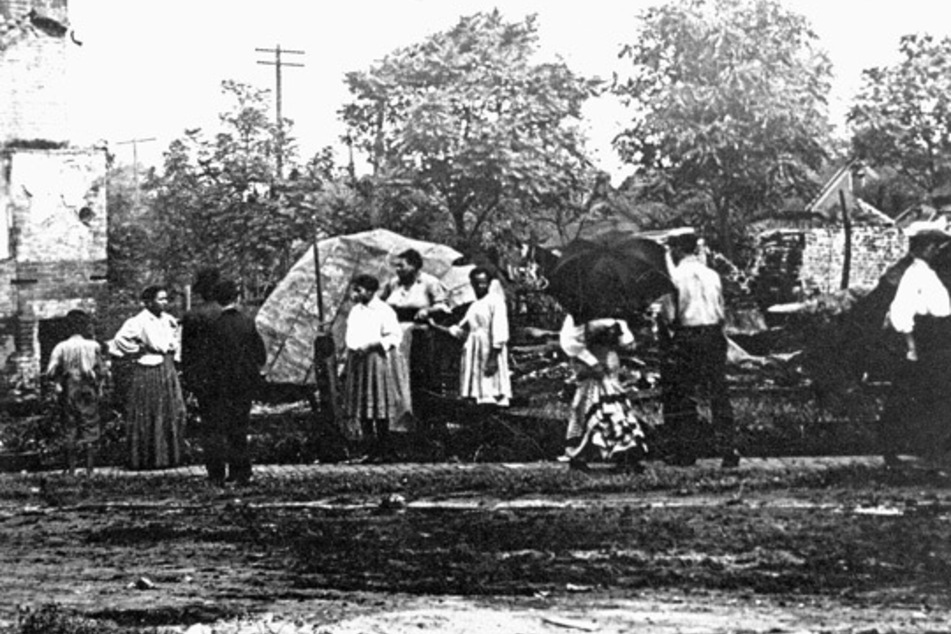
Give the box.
[1,456,949,633]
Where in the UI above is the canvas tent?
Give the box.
[255,229,476,385]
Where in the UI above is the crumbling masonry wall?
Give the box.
[0,148,107,397]
[0,0,70,144]
[800,226,906,296]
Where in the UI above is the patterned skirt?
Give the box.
[342,348,413,439]
[126,356,186,470]
[566,373,648,461]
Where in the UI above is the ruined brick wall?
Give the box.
[800,226,906,296]
[0,0,70,144]
[0,148,107,396]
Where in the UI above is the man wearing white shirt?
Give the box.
[660,232,738,469]
[881,222,951,466]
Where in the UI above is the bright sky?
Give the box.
[66,0,951,184]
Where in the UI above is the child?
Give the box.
[47,310,106,475]
[342,274,412,462]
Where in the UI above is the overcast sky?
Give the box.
[65,0,951,183]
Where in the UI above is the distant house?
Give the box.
[751,162,904,307]
[0,0,108,400]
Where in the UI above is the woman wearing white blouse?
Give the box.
[342,274,413,461]
[111,285,186,470]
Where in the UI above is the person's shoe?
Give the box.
[612,461,645,475]
[568,459,590,472]
[666,454,697,467]
[721,450,741,469]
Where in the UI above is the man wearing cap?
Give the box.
[660,231,739,469]
[880,221,951,466]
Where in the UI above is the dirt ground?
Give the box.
[1,457,950,633]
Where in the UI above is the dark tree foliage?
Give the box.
[340,10,602,251]
[612,0,833,257]
[850,34,951,199]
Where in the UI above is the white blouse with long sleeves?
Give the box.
[888,258,951,334]
[345,296,403,352]
[559,315,634,367]
[111,309,181,366]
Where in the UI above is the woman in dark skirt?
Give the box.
[111,285,186,470]
[342,274,412,461]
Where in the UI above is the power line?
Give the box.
[255,44,304,178]
[115,137,156,210]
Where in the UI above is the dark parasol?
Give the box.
[547,232,674,322]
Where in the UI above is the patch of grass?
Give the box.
[6,604,149,634]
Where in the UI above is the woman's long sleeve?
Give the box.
[112,314,144,356]
[379,303,402,350]
[559,315,598,367]
[490,295,509,349]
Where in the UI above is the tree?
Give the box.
[849,34,951,198]
[146,81,322,296]
[612,0,833,258]
[340,10,602,250]
[106,161,159,293]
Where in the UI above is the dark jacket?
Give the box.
[181,301,223,396]
[207,306,267,398]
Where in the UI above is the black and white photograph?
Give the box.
[1,0,951,632]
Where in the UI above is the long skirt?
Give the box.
[459,333,511,406]
[342,348,413,440]
[566,352,647,461]
[126,356,186,470]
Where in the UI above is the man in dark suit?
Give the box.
[200,278,267,485]
[181,269,222,405]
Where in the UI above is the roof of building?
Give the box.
[752,161,893,235]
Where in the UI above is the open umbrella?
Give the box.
[547,232,674,322]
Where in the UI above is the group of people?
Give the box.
[46,233,740,480]
[340,249,513,462]
[341,235,739,473]
[46,270,265,483]
[556,231,739,472]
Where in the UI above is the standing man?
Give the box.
[880,222,951,466]
[47,309,106,475]
[181,268,222,439]
[660,231,739,468]
[201,279,267,486]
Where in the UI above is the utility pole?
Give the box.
[115,137,156,210]
[255,44,304,178]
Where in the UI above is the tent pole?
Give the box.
[312,228,342,447]
[314,231,325,323]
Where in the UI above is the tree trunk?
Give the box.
[716,201,734,261]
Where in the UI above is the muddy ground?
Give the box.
[1,457,950,633]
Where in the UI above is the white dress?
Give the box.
[451,291,512,406]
